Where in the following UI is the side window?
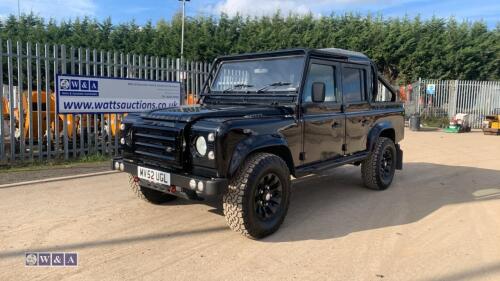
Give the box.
[303,64,336,103]
[342,67,365,103]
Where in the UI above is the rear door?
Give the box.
[341,63,372,154]
[301,60,345,165]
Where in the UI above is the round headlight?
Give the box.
[195,136,207,156]
[120,123,126,130]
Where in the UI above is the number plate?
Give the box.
[137,166,171,185]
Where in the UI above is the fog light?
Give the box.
[197,181,204,192]
[208,151,215,160]
[114,161,120,170]
[207,133,215,142]
[119,163,125,171]
[120,138,126,145]
[189,179,197,189]
[120,123,126,130]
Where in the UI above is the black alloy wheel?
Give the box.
[361,137,397,190]
[380,147,394,183]
[254,173,283,221]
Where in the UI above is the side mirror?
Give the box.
[312,82,325,103]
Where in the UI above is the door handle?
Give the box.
[331,122,341,128]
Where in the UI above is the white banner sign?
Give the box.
[56,75,181,114]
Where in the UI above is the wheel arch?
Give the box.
[227,135,295,178]
[367,121,396,152]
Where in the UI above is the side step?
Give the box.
[295,152,369,177]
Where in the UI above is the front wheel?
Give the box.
[223,153,291,239]
[361,137,397,190]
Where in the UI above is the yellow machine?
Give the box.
[5,91,136,148]
[482,114,500,135]
[186,93,196,105]
[19,91,129,141]
[104,114,123,137]
[2,97,10,141]
[2,97,8,117]
[18,91,78,141]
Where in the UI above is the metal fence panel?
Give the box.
[1,40,209,164]
[404,79,500,128]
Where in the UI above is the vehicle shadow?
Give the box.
[263,162,500,242]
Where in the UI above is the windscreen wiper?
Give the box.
[222,83,254,93]
[257,81,293,93]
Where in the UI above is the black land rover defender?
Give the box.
[112,48,404,239]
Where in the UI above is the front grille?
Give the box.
[132,123,183,167]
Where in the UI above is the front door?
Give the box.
[301,61,345,165]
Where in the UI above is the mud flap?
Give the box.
[396,144,403,170]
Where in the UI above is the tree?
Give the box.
[1,13,499,84]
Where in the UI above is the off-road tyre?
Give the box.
[361,137,397,190]
[129,175,177,204]
[223,153,291,239]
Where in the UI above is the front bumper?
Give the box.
[112,157,228,198]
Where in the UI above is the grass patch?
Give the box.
[0,153,111,173]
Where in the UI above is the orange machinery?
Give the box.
[1,97,8,118]
[186,93,199,105]
[104,114,123,137]
[17,91,77,141]
[13,91,192,142]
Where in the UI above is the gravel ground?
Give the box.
[0,129,499,281]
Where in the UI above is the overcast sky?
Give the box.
[1,0,499,28]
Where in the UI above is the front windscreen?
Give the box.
[210,56,305,93]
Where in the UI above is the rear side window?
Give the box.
[342,67,365,103]
[303,64,336,102]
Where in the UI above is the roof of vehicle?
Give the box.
[216,48,371,64]
[316,48,369,62]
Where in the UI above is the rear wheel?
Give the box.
[361,137,397,190]
[223,153,291,239]
[130,176,177,204]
